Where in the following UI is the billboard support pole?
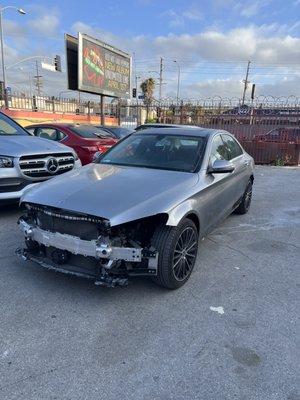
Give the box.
[100,94,105,125]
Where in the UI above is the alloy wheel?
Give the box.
[172,226,198,281]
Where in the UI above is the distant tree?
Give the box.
[140,77,155,121]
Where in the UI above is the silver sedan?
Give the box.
[18,128,254,289]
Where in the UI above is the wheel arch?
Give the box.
[166,200,201,234]
[184,212,200,233]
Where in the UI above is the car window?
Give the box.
[37,128,60,141]
[57,130,66,140]
[222,134,243,160]
[0,112,29,136]
[70,125,111,138]
[210,135,229,164]
[100,134,206,172]
[26,128,36,135]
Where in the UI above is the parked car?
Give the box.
[18,128,254,289]
[135,123,200,131]
[253,127,300,144]
[26,123,118,165]
[0,112,81,203]
[95,125,133,139]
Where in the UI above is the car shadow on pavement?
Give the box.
[0,202,20,216]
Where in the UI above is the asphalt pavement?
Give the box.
[0,166,299,400]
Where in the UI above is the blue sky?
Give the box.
[2,0,300,100]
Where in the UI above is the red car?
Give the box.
[26,123,118,165]
[254,127,300,144]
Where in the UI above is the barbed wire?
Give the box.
[5,91,300,109]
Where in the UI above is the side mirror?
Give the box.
[208,159,235,174]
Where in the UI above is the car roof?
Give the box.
[26,123,102,129]
[136,123,200,129]
[97,125,130,129]
[133,127,219,137]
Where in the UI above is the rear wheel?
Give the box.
[151,218,199,289]
[234,180,253,215]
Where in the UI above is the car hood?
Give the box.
[1,136,74,157]
[21,163,199,226]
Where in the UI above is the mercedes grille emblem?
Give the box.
[46,157,59,174]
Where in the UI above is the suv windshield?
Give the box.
[70,125,112,139]
[0,112,29,136]
[100,134,206,172]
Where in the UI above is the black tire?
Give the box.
[234,180,253,215]
[151,218,199,289]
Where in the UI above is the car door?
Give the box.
[201,134,238,233]
[221,133,249,202]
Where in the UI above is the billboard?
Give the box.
[65,34,78,91]
[78,33,131,98]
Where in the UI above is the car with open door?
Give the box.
[18,128,254,289]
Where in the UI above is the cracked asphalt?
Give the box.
[0,166,299,400]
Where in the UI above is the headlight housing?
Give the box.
[0,156,14,168]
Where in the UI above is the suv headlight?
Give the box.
[0,156,14,168]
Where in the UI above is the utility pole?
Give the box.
[242,60,251,105]
[34,60,42,96]
[28,72,32,97]
[159,57,163,105]
[173,60,181,104]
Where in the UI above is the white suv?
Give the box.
[0,112,81,203]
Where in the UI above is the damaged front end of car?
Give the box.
[16,202,167,287]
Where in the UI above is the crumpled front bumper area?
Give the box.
[17,218,158,287]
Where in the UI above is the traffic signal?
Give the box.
[132,88,137,98]
[54,55,62,72]
[251,84,256,100]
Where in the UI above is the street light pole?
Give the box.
[173,60,180,104]
[0,10,7,106]
[0,5,26,107]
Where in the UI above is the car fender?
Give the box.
[166,198,200,228]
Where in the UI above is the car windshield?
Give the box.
[100,133,206,172]
[0,112,29,136]
[70,125,112,139]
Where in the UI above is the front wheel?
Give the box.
[234,180,253,215]
[151,218,199,289]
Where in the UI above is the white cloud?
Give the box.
[28,14,60,36]
[160,9,185,28]
[152,26,300,63]
[183,5,203,21]
[160,5,202,28]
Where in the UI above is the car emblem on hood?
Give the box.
[46,157,59,174]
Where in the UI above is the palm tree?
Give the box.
[140,78,155,121]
